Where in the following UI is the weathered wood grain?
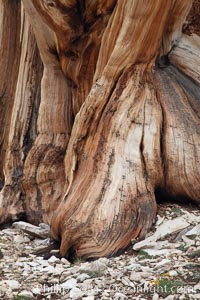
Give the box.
[0,0,199,259]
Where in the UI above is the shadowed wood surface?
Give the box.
[0,0,199,259]
[0,0,21,189]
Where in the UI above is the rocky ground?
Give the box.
[0,202,200,300]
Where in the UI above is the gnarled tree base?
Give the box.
[51,61,200,259]
[0,0,199,259]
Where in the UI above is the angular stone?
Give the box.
[143,248,182,257]
[48,255,60,264]
[18,290,34,298]
[130,272,143,281]
[33,238,50,247]
[61,278,77,290]
[5,280,20,290]
[1,228,18,236]
[168,270,178,277]
[79,260,107,275]
[41,265,55,274]
[61,257,71,266]
[77,273,91,282]
[182,235,195,247]
[13,235,26,243]
[36,259,50,267]
[154,259,172,270]
[114,292,127,299]
[13,221,50,239]
[186,225,200,237]
[155,215,165,227]
[31,287,41,295]
[133,216,190,250]
[69,287,83,299]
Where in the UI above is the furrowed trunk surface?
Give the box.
[0,0,199,259]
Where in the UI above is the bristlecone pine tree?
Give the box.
[0,0,199,260]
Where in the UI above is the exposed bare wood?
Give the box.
[169,34,200,84]
[0,5,43,224]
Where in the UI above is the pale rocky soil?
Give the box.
[0,202,200,300]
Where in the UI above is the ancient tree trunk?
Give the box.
[0,0,199,259]
[0,0,21,190]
